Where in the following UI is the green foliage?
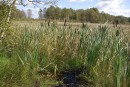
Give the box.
[116,16,128,24]
[11,7,26,19]
[45,6,55,19]
[44,7,129,24]
[0,3,9,28]
[129,17,130,22]
[0,23,129,86]
[0,54,32,87]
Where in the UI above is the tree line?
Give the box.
[43,6,130,24]
[0,3,130,24]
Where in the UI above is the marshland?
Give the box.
[0,0,130,87]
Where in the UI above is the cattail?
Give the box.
[116,30,120,36]
[82,22,85,28]
[48,19,50,26]
[64,18,67,26]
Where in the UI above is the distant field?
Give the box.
[12,20,130,41]
[12,20,130,29]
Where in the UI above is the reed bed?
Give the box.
[0,23,130,87]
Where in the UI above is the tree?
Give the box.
[113,18,120,27]
[61,8,70,20]
[0,0,57,22]
[44,6,129,24]
[54,7,61,20]
[0,3,10,41]
[116,16,128,24]
[11,7,26,19]
[69,8,76,21]
[45,6,55,19]
[27,9,32,18]
[38,9,44,19]
[76,9,84,22]
[75,11,80,21]
[87,8,100,23]
[129,17,130,22]
[0,3,9,26]
[0,0,58,43]
[20,10,26,18]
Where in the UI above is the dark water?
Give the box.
[55,67,89,87]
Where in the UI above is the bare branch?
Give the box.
[16,0,58,6]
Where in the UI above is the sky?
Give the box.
[16,0,130,18]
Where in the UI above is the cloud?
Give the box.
[57,5,62,8]
[96,0,130,17]
[67,0,87,2]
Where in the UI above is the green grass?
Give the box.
[0,23,130,87]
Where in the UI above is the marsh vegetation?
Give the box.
[0,22,130,87]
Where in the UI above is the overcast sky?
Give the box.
[16,0,130,18]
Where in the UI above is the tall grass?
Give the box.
[0,23,129,87]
